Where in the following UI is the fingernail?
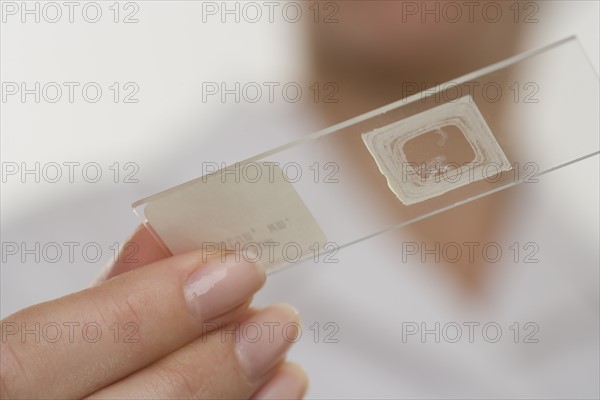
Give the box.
[235,304,301,381]
[184,253,265,322]
[251,363,309,400]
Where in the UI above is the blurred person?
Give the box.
[305,0,523,293]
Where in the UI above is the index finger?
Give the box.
[93,224,170,284]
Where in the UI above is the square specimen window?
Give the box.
[362,96,511,205]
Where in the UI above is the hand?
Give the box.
[0,226,308,399]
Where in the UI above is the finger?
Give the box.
[93,224,170,284]
[0,251,265,399]
[251,362,309,400]
[88,305,301,400]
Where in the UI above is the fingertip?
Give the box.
[251,362,310,400]
[283,362,310,398]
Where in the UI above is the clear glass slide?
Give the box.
[133,36,599,273]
